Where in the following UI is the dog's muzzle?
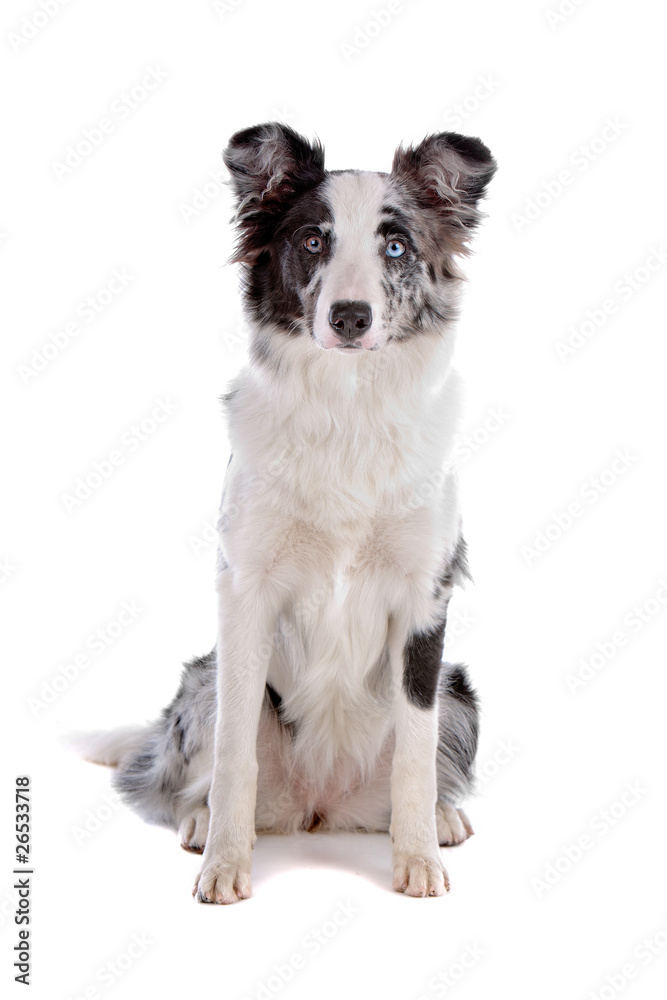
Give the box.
[328,300,373,347]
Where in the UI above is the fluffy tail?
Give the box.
[64,725,150,768]
[66,650,217,832]
[436,662,480,804]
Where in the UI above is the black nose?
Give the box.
[328,300,373,341]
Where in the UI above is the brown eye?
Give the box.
[303,235,323,254]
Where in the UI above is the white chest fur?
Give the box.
[217,329,464,780]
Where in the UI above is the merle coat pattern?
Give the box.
[75,122,495,902]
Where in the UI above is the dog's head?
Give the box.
[223,123,496,354]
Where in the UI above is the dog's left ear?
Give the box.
[392,132,497,253]
[223,122,325,262]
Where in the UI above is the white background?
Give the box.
[2,0,666,998]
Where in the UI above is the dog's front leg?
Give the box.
[193,573,275,904]
[389,623,450,897]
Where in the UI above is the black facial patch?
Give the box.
[239,186,332,331]
[275,192,333,279]
[224,122,325,261]
[403,616,447,709]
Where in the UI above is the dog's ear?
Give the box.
[392,132,496,254]
[223,122,325,263]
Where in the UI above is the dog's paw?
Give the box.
[436,802,474,846]
[179,805,210,855]
[192,852,253,905]
[392,851,450,897]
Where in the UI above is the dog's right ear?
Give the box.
[392,132,497,256]
[223,122,325,263]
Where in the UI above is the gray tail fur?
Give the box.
[73,649,217,832]
[436,662,479,805]
[111,648,217,830]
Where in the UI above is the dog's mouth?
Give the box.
[328,341,382,354]
[327,340,383,353]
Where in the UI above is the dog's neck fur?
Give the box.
[224,324,463,529]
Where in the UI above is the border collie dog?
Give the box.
[78,123,496,902]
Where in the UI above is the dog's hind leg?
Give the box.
[179,804,210,854]
[436,802,474,846]
[435,663,479,846]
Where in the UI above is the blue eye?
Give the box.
[386,239,405,258]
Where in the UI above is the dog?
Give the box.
[76,122,496,902]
